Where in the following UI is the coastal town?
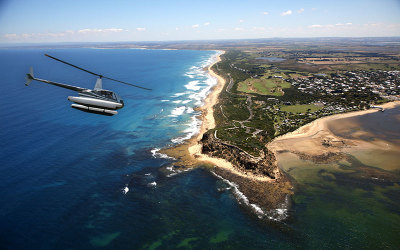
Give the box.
[292,70,400,100]
[208,48,400,153]
[272,69,400,135]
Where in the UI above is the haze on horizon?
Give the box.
[0,0,399,44]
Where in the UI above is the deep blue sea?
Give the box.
[1,48,399,249]
[0,49,292,249]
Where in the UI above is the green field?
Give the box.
[237,75,291,96]
[280,104,323,114]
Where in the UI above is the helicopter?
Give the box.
[25,54,151,116]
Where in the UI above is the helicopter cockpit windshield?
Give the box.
[95,90,116,100]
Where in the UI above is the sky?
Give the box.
[0,0,399,43]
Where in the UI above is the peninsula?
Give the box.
[162,37,400,217]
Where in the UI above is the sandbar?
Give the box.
[268,101,400,166]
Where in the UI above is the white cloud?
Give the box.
[2,22,400,43]
[1,28,128,42]
[281,10,292,16]
[335,23,352,26]
[204,22,210,26]
[297,8,304,14]
[310,23,353,29]
[136,27,146,32]
[192,24,199,28]
[3,33,17,39]
[21,33,32,38]
[262,11,269,15]
[239,19,245,23]
[78,28,125,34]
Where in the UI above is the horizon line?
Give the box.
[1,36,400,47]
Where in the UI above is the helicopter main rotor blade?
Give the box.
[102,76,152,90]
[45,54,101,77]
[44,54,152,91]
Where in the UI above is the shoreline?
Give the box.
[163,51,399,179]
[161,50,293,214]
[268,101,400,162]
[161,51,399,215]
[162,51,275,182]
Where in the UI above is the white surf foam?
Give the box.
[186,107,194,113]
[171,92,187,97]
[168,51,220,144]
[166,165,192,177]
[122,186,129,195]
[185,80,201,91]
[171,116,202,144]
[187,76,217,106]
[184,73,195,79]
[151,148,175,160]
[211,171,265,218]
[147,182,157,187]
[265,195,289,221]
[169,106,186,117]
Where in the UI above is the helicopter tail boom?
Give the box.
[25,67,86,92]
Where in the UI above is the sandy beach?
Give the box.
[165,53,399,177]
[160,51,292,212]
[268,101,400,163]
[162,51,274,182]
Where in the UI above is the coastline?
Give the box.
[164,51,399,177]
[188,52,275,182]
[268,101,400,163]
[161,50,293,215]
[160,51,225,166]
[162,51,274,182]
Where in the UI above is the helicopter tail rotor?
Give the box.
[25,67,34,86]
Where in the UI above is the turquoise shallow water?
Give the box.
[0,48,399,249]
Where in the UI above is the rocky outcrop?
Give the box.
[200,131,278,179]
[293,151,348,164]
[200,130,293,215]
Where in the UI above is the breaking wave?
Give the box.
[211,170,289,221]
[211,171,265,219]
[151,148,175,160]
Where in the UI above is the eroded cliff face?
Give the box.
[200,130,293,214]
[201,131,279,179]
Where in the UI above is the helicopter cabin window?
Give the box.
[99,90,114,100]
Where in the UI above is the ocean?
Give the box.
[0,48,399,249]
